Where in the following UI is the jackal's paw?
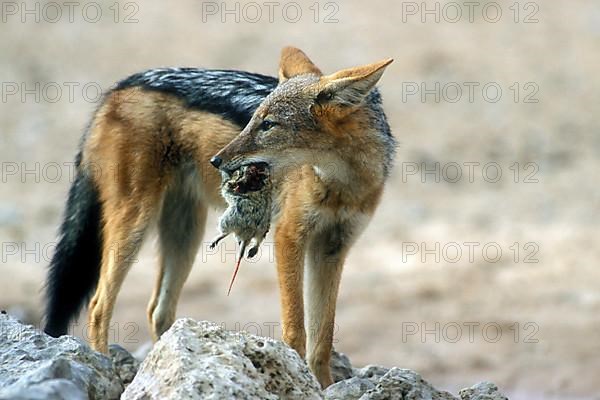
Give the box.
[247,246,259,258]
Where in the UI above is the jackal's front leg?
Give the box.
[274,222,307,358]
[305,224,351,388]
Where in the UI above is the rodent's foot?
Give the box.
[209,241,217,249]
[247,246,259,258]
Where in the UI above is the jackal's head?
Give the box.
[211,47,393,180]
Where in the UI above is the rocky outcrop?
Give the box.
[459,382,508,400]
[0,313,123,400]
[108,345,140,387]
[123,318,507,400]
[325,366,456,400]
[122,318,322,400]
[324,365,507,400]
[0,314,508,400]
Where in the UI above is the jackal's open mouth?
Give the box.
[232,162,270,193]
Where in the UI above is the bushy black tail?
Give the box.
[44,154,103,337]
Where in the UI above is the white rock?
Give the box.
[0,313,123,400]
[330,350,353,382]
[122,318,323,400]
[131,341,153,362]
[358,368,457,400]
[324,376,375,400]
[108,344,140,386]
[0,314,508,400]
[459,382,508,400]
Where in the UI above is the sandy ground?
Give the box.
[1,1,599,399]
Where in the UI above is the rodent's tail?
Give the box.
[227,241,247,296]
[44,153,103,337]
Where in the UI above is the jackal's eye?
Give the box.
[316,91,334,103]
[260,119,276,131]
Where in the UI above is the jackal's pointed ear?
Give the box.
[318,58,393,107]
[279,47,322,82]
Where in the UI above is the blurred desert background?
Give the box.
[1,1,599,399]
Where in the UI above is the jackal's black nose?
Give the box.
[210,156,222,168]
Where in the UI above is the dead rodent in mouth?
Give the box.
[230,164,269,193]
[210,164,272,295]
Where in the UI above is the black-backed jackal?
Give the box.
[44,47,394,388]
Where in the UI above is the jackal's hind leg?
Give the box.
[148,186,207,340]
[88,204,152,354]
